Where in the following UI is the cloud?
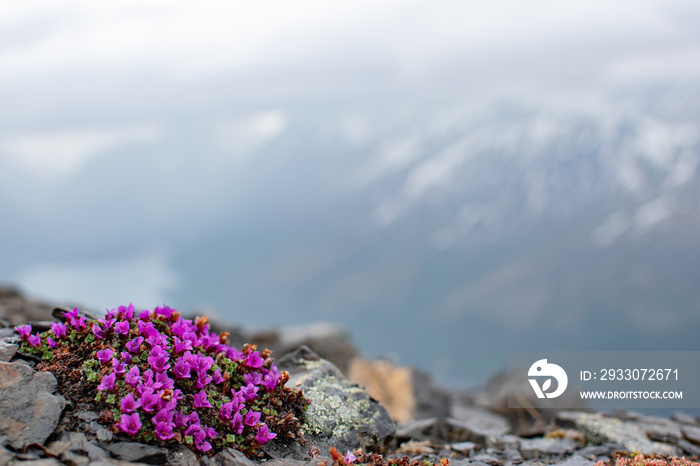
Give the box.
[0,123,163,177]
[214,110,288,160]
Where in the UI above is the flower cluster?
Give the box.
[595,454,700,466]
[16,304,308,457]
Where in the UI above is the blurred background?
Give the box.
[1,0,700,387]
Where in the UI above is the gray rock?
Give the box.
[7,459,63,466]
[449,441,477,455]
[0,329,15,338]
[470,453,503,464]
[209,448,256,466]
[682,424,700,446]
[0,445,13,465]
[77,411,100,422]
[557,412,678,456]
[485,434,521,450]
[554,455,595,466]
[678,439,700,457]
[575,443,624,459]
[448,405,511,439]
[260,460,323,466]
[102,442,167,464]
[96,428,112,442]
[50,432,108,462]
[272,346,395,458]
[671,412,698,426]
[166,445,200,466]
[519,437,576,459]
[395,418,442,441]
[0,341,18,362]
[0,362,66,449]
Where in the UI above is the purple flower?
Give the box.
[153,408,175,424]
[98,317,115,331]
[73,315,86,331]
[97,373,116,391]
[120,393,140,413]
[28,333,42,348]
[155,372,174,389]
[190,354,214,374]
[120,351,132,363]
[226,346,245,361]
[174,410,189,428]
[114,321,130,336]
[193,390,212,409]
[184,423,201,436]
[255,424,277,445]
[194,431,211,452]
[220,401,234,421]
[204,425,218,439]
[139,389,159,412]
[245,350,263,368]
[147,352,170,373]
[188,411,200,426]
[96,348,113,364]
[172,358,191,379]
[117,303,134,321]
[146,333,169,348]
[230,390,245,412]
[231,412,244,434]
[118,412,141,436]
[345,451,357,464]
[156,397,176,413]
[154,305,174,320]
[63,307,79,322]
[171,320,188,338]
[92,323,105,340]
[173,337,193,353]
[154,421,175,441]
[51,322,67,339]
[125,336,144,354]
[112,358,127,376]
[125,366,141,387]
[244,410,261,426]
[138,309,152,320]
[240,384,259,402]
[262,369,281,392]
[47,336,56,348]
[137,320,157,337]
[194,373,212,389]
[105,309,117,320]
[15,324,31,341]
[213,369,224,385]
[244,372,262,386]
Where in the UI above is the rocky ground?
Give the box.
[1,286,700,466]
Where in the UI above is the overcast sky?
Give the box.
[2,1,700,117]
[2,0,700,313]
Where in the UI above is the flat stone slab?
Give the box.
[0,362,66,449]
[558,412,678,456]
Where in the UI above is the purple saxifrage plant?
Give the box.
[16,304,308,458]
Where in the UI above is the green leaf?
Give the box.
[95,392,102,402]
[184,435,193,445]
[226,434,236,443]
[85,334,95,343]
[106,394,116,404]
